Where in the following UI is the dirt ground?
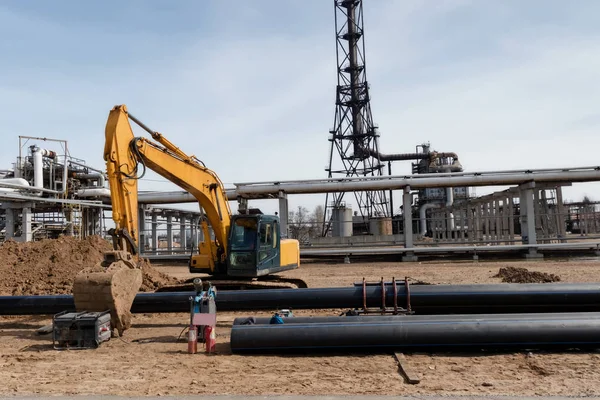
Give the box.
[2,255,600,396]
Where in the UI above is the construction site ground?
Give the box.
[2,254,600,396]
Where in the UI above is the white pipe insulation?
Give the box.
[138,191,200,204]
[1,178,30,187]
[446,187,455,231]
[30,146,67,195]
[0,178,31,194]
[75,188,111,198]
[32,146,44,190]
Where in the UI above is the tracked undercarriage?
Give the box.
[155,275,308,292]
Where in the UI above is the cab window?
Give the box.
[259,223,272,247]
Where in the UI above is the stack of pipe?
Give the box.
[4,281,600,354]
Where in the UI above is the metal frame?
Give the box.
[323,0,389,236]
[18,135,70,195]
[358,277,413,315]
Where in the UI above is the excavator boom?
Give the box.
[107,105,232,272]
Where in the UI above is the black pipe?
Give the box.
[0,295,74,315]
[2,283,600,316]
[232,312,600,326]
[230,312,600,353]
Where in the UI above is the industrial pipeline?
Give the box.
[232,312,600,325]
[230,312,600,353]
[2,282,600,315]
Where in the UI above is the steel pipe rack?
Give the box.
[134,166,600,203]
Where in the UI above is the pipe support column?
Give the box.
[138,205,147,253]
[21,207,32,242]
[179,214,187,250]
[166,214,173,254]
[151,213,158,253]
[4,208,15,239]
[278,191,289,238]
[191,216,200,250]
[402,186,417,262]
[520,182,542,258]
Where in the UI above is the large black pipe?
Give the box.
[232,312,600,326]
[2,282,600,316]
[230,312,600,353]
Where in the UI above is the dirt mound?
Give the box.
[0,236,180,295]
[138,259,180,291]
[493,266,561,284]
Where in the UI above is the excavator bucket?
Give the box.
[72,250,142,336]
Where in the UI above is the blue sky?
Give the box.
[1,0,600,215]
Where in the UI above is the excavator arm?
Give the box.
[73,105,233,336]
[103,105,140,254]
[104,104,232,272]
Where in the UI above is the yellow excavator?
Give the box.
[73,105,304,335]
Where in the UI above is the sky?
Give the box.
[1,0,600,216]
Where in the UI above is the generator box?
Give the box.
[52,310,111,349]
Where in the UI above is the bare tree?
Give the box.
[313,205,325,229]
[289,205,326,243]
[288,206,311,243]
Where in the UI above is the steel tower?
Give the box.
[322,0,389,236]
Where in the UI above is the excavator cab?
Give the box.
[227,214,298,277]
[189,214,299,278]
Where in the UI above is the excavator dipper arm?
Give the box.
[103,106,140,254]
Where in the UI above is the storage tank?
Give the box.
[369,217,393,236]
[332,205,353,237]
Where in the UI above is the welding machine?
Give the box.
[52,310,111,349]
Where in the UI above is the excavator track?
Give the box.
[155,275,308,292]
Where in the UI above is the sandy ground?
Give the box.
[2,258,600,396]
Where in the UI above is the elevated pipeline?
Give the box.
[2,282,600,316]
[230,312,600,353]
[361,150,429,162]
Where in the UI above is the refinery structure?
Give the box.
[1,0,599,261]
